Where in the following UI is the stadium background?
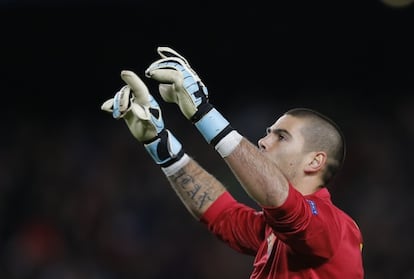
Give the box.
[1,0,413,278]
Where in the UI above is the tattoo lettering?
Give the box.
[171,169,214,210]
[196,191,213,210]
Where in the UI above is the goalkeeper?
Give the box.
[101,47,364,278]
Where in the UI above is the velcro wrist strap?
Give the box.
[194,108,232,144]
[144,129,184,167]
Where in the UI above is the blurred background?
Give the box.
[1,0,413,278]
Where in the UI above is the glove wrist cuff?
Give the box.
[144,129,184,167]
[194,108,233,145]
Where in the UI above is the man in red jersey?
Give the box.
[102,47,364,278]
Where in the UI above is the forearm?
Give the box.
[223,138,289,207]
[162,155,227,220]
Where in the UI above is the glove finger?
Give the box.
[120,70,150,105]
[112,86,132,119]
[157,46,190,66]
[101,98,114,113]
[147,68,183,85]
[159,84,179,104]
[145,57,189,78]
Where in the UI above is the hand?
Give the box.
[101,70,184,166]
[101,70,164,142]
[145,46,235,146]
[145,47,211,122]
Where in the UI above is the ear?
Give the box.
[304,152,327,174]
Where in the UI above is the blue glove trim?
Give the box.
[144,130,183,166]
[194,108,230,144]
[112,92,121,119]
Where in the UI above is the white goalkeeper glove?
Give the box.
[145,47,239,151]
[101,70,184,167]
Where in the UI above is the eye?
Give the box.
[265,127,271,136]
[278,134,286,141]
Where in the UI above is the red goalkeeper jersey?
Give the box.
[200,184,364,279]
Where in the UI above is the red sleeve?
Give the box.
[261,184,341,259]
[200,191,266,256]
[200,191,237,225]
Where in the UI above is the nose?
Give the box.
[258,137,266,151]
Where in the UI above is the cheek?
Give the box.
[269,147,302,173]
[267,148,290,168]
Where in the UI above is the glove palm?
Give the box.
[101,70,163,142]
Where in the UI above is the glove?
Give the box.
[145,46,209,120]
[101,70,183,167]
[145,47,233,146]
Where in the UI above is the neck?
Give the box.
[292,177,324,195]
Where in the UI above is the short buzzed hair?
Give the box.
[284,108,346,186]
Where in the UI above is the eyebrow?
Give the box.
[266,127,292,138]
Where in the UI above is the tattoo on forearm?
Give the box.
[171,169,214,210]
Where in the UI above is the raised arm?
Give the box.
[145,47,289,207]
[101,70,226,219]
